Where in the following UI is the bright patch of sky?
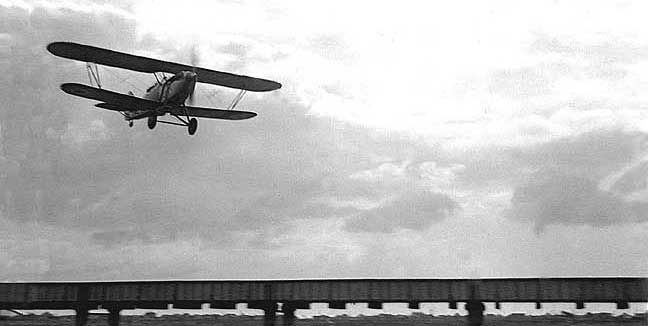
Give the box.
[131,0,648,149]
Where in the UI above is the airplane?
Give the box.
[47,42,282,135]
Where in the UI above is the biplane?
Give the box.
[47,42,281,135]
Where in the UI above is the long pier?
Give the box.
[2,278,647,326]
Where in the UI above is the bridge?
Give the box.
[2,278,647,326]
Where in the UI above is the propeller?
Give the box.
[187,45,198,106]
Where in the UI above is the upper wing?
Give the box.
[48,42,282,92]
[61,83,160,111]
[168,106,257,120]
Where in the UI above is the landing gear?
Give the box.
[156,113,198,135]
[128,121,133,127]
[188,118,197,135]
[148,115,157,129]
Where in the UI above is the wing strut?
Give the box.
[228,90,247,110]
[86,62,102,89]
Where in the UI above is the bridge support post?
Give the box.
[282,305,296,326]
[465,300,485,326]
[107,308,121,326]
[465,283,484,326]
[75,308,88,326]
[263,303,277,326]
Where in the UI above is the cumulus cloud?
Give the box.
[502,129,648,230]
[335,161,462,233]
[0,4,453,254]
[344,189,458,233]
[0,5,202,234]
[512,129,646,178]
[510,169,648,231]
[4,1,648,281]
[531,33,648,66]
[610,160,648,196]
[0,4,462,280]
[488,63,573,99]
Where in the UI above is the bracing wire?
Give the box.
[102,68,145,93]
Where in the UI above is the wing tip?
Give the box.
[47,41,76,57]
[260,79,282,92]
[230,111,258,120]
[270,81,282,91]
[59,82,75,93]
[250,80,282,92]
[60,82,84,93]
[46,42,57,54]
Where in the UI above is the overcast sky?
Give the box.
[1,0,647,294]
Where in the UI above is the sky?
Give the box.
[1,0,647,313]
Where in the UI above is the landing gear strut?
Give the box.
[188,118,197,135]
[148,115,157,130]
[128,121,133,127]
[157,113,199,135]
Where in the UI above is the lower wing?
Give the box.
[168,107,256,120]
[62,83,256,120]
[95,102,256,120]
[61,83,159,111]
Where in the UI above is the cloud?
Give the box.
[1,4,453,252]
[510,169,648,231]
[609,160,648,196]
[344,189,459,233]
[512,129,646,177]
[442,127,648,231]
[332,161,462,233]
[531,33,648,66]
[456,128,646,184]
[488,63,573,99]
[0,4,463,280]
[0,5,203,231]
[4,1,648,281]
[502,129,648,230]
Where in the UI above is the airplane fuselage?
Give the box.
[125,70,197,120]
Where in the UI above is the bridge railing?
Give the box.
[1,278,647,310]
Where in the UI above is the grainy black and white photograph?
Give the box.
[1,1,647,325]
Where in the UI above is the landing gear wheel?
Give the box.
[188,118,198,135]
[148,115,157,130]
[128,121,133,128]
